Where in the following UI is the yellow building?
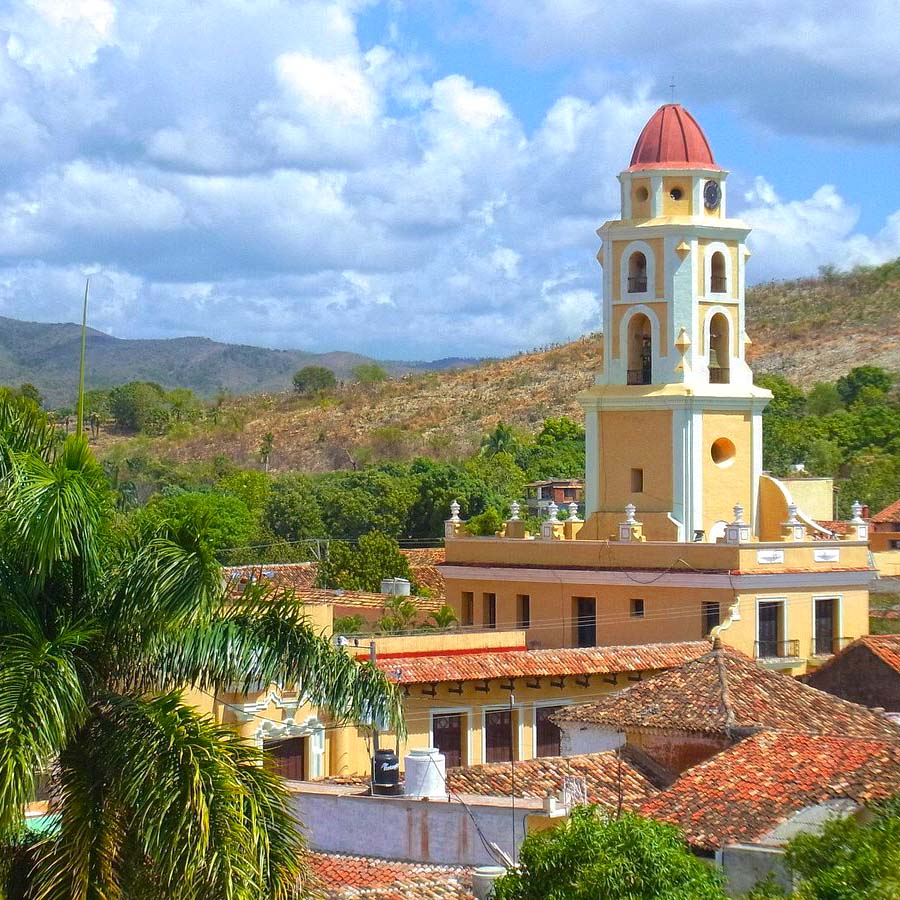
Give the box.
[440,103,873,675]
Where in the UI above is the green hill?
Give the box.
[0,317,477,407]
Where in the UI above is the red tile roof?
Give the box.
[641,731,900,850]
[447,751,657,810]
[308,851,473,898]
[553,642,900,740]
[377,641,709,685]
[873,498,900,525]
[848,634,900,674]
[224,548,446,600]
[628,104,719,171]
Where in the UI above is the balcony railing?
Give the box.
[627,276,648,293]
[709,367,730,384]
[711,275,727,293]
[627,369,651,385]
[813,636,854,656]
[754,639,800,660]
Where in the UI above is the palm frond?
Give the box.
[0,391,57,478]
[35,694,305,900]
[5,437,109,586]
[140,587,404,735]
[0,615,92,834]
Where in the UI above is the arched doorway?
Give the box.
[627,313,652,385]
[708,312,730,384]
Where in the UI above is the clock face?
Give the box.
[704,180,721,210]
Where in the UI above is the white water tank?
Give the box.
[404,748,446,799]
[472,867,507,899]
[380,577,411,596]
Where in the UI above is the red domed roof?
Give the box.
[628,104,719,171]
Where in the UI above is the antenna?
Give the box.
[669,75,676,103]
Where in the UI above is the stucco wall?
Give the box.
[289,788,540,867]
[804,645,900,712]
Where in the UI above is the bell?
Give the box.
[708,348,722,370]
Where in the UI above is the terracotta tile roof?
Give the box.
[225,563,318,591]
[308,851,473,898]
[224,548,446,600]
[446,751,657,810]
[849,634,900,674]
[377,641,709,685]
[641,731,900,850]
[870,608,900,620]
[815,520,851,535]
[873,498,900,524]
[294,587,444,613]
[553,642,900,740]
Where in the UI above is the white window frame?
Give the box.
[703,241,733,299]
[754,595,789,658]
[811,594,843,656]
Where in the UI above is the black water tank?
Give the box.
[372,749,402,796]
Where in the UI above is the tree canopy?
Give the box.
[0,393,401,898]
[292,365,337,396]
[491,806,726,900]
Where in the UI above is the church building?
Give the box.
[440,104,872,674]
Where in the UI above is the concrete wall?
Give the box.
[559,724,625,757]
[289,787,544,867]
[721,844,792,897]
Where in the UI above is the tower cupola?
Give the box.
[628,104,720,171]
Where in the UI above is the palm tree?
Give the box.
[377,596,420,634]
[0,392,402,898]
[480,421,517,457]
[425,604,459,631]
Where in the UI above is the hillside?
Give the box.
[0,316,478,406]
[745,259,900,384]
[64,260,900,472]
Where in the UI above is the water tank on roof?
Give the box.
[404,748,446,800]
[372,749,402,796]
[380,577,411,596]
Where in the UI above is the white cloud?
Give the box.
[0,0,895,362]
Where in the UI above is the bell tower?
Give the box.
[578,104,771,542]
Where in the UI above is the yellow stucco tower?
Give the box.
[578,104,772,542]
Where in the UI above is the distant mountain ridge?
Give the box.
[0,316,480,406]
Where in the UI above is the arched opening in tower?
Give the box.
[627,251,648,293]
[709,312,730,384]
[627,314,652,385]
[710,251,727,294]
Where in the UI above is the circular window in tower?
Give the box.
[635,186,649,202]
[669,186,684,201]
[711,437,736,468]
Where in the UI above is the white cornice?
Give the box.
[439,565,873,591]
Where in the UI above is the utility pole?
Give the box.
[370,640,380,755]
[509,692,516,865]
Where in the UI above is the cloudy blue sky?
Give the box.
[1,0,899,360]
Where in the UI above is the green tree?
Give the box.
[259,431,275,472]
[107,381,171,433]
[314,469,417,539]
[537,416,585,445]
[377,595,421,634]
[316,532,414,592]
[136,490,257,555]
[264,473,326,542]
[757,374,807,416]
[480,420,519,456]
[466,451,526,511]
[217,469,271,518]
[425,604,459,631]
[0,393,401,898]
[293,365,337,396]
[775,797,900,898]
[18,383,42,407]
[806,382,843,416]
[352,362,389,385]
[836,366,894,406]
[491,806,726,900]
[466,508,504,536]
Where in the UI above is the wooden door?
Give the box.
[485,709,512,763]
[433,713,463,769]
[535,706,563,757]
[263,737,305,781]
